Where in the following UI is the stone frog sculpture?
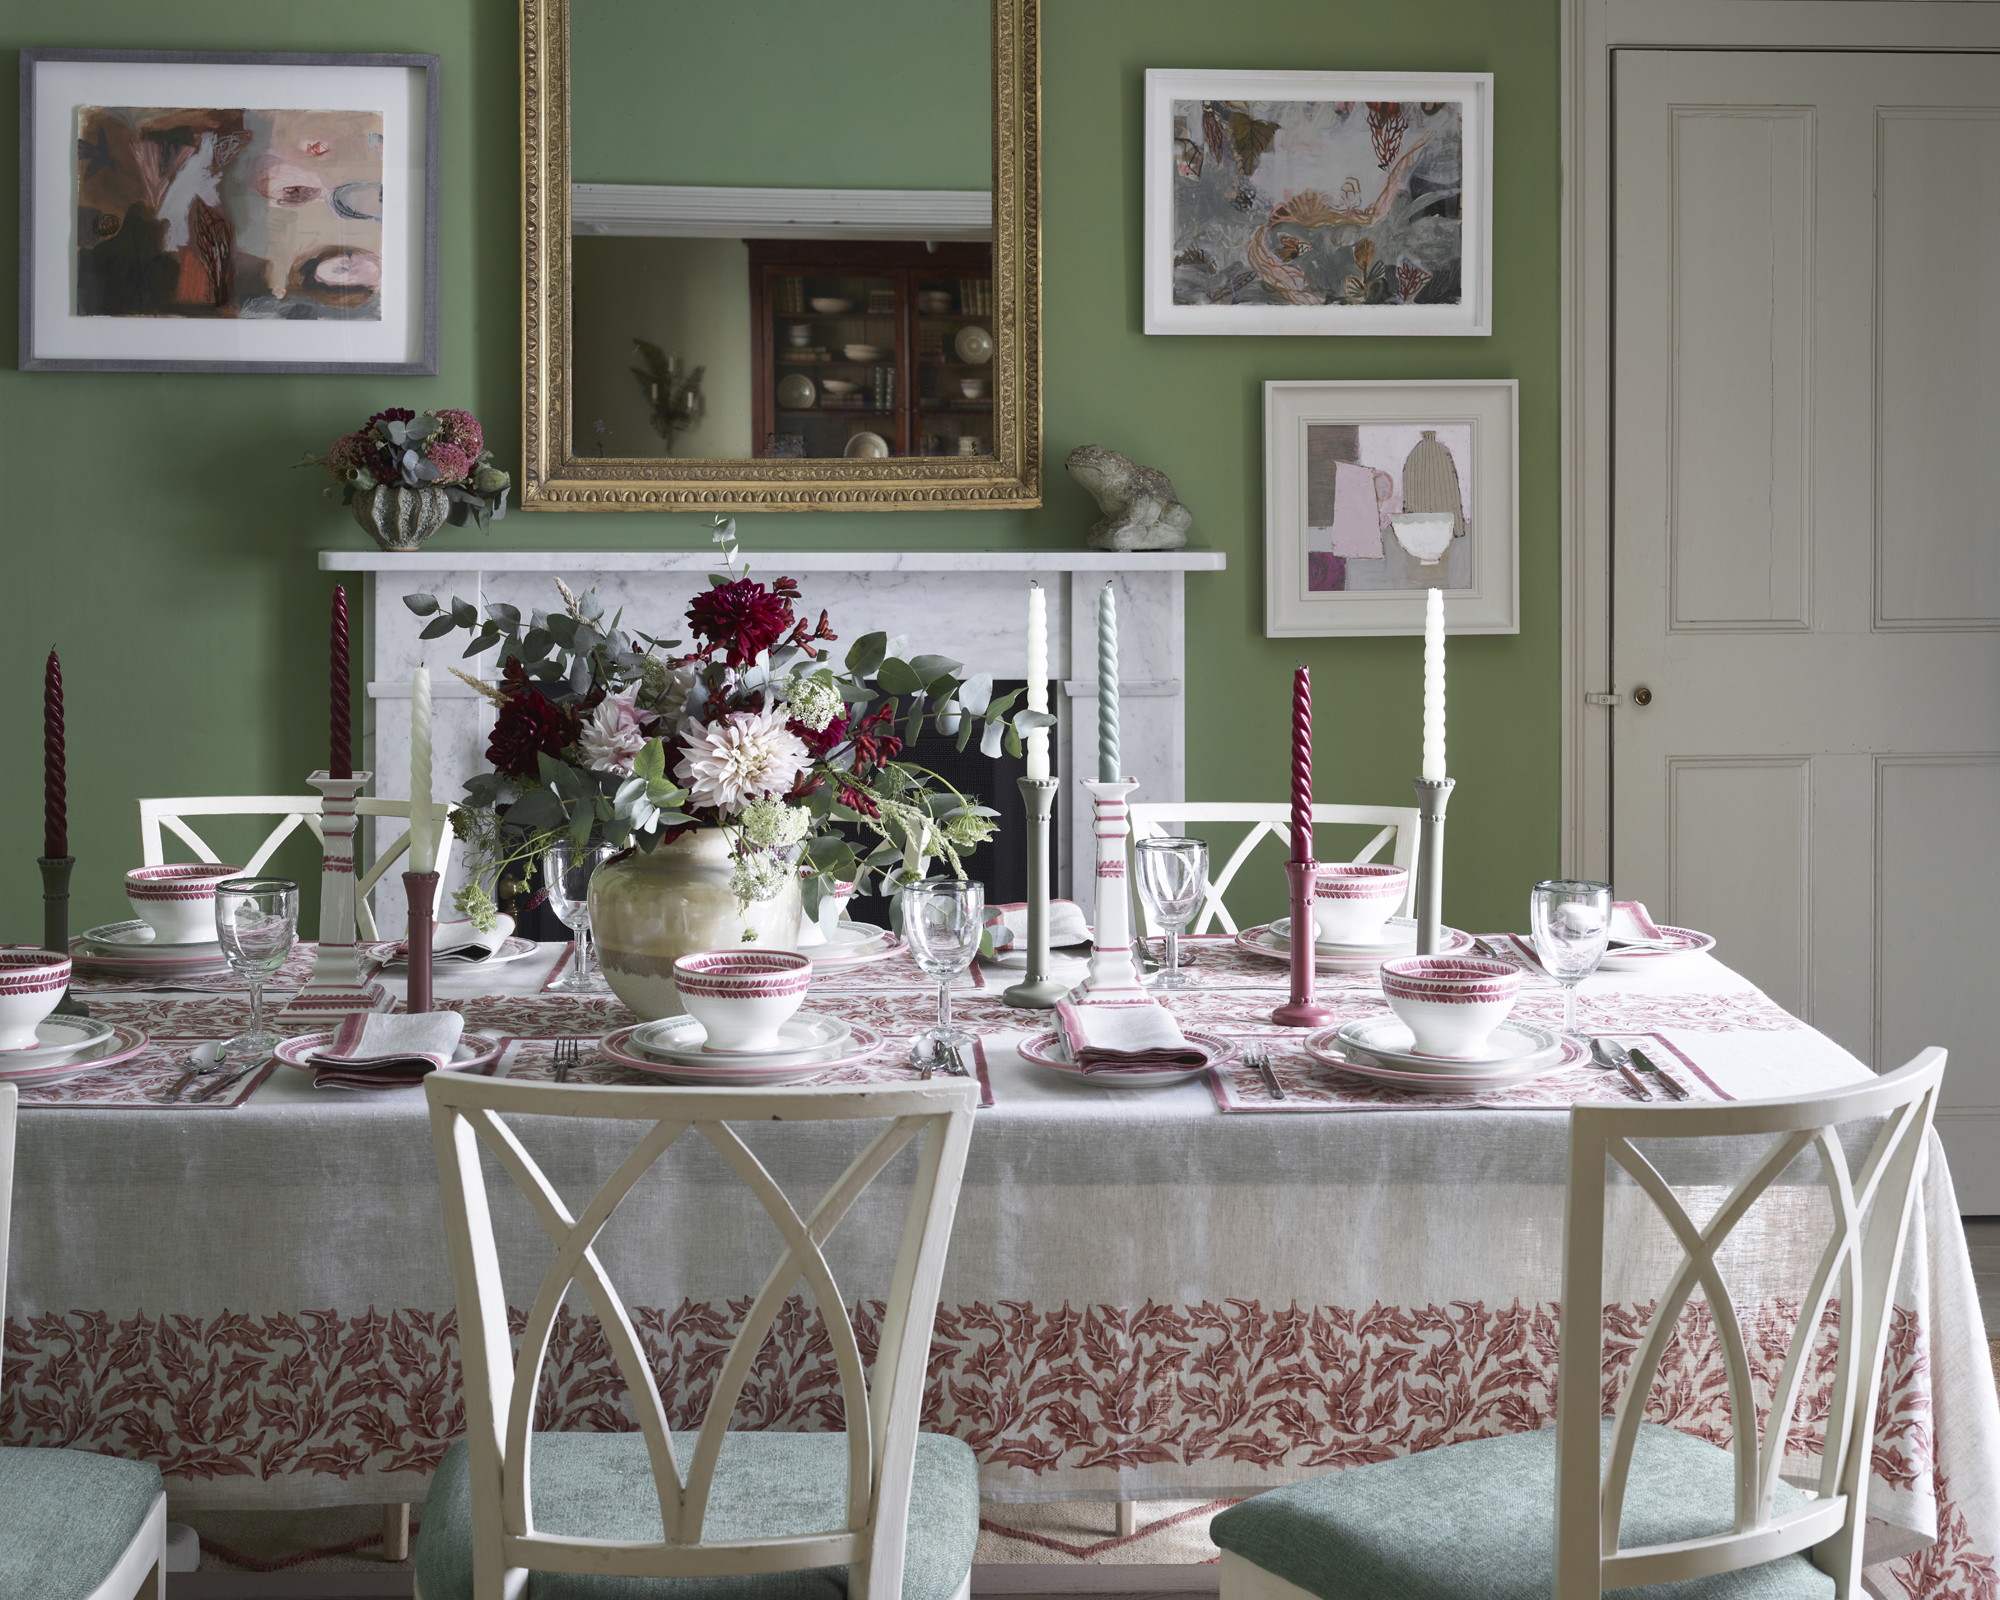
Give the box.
[1065,444,1193,551]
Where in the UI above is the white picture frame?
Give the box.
[1264,379,1518,637]
[1144,69,1492,337]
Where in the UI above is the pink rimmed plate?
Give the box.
[1018,1028,1239,1089]
[805,927,905,972]
[1235,920,1473,971]
[1596,925,1717,972]
[0,1022,149,1084]
[600,1021,885,1085]
[273,1030,508,1077]
[1304,1028,1587,1090]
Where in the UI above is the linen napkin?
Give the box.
[985,900,1092,952]
[1054,999,1208,1073]
[430,914,516,961]
[1610,901,1666,944]
[310,1011,465,1090]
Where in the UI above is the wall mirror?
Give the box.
[523,0,1041,512]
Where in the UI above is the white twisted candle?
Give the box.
[1025,582,1050,780]
[409,665,435,873]
[1422,587,1446,782]
[1097,583,1120,783]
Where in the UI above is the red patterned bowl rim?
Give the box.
[674,950,813,990]
[1312,863,1406,895]
[1380,955,1520,996]
[126,864,242,890]
[0,949,71,987]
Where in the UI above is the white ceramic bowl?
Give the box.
[959,379,988,399]
[0,949,73,1052]
[125,863,244,945]
[795,880,856,948]
[918,291,953,313]
[810,298,853,314]
[1312,862,1409,945]
[843,344,885,362]
[821,379,859,396]
[672,950,813,1052]
[1379,956,1523,1058]
[785,323,813,347]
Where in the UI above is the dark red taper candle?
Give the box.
[331,586,353,780]
[43,649,65,860]
[1290,665,1312,864]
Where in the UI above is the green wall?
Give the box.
[1,0,1559,944]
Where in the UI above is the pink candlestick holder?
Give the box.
[1270,859,1337,1028]
[403,871,439,1014]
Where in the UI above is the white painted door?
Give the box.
[1613,50,2000,1204]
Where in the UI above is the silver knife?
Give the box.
[158,1069,200,1103]
[190,1061,264,1104]
[1589,1037,1653,1101]
[1627,1046,1690,1101]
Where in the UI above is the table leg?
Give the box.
[1116,1500,1137,1538]
[383,1501,411,1562]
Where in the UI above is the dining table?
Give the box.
[4,924,1995,1597]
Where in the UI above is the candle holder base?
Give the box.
[1412,777,1456,956]
[38,856,88,1017]
[1003,777,1069,1010]
[282,771,386,1021]
[1271,859,1337,1028]
[403,872,440,1014]
[1072,779,1147,1005]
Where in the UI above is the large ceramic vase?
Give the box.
[589,829,803,1020]
[352,484,451,552]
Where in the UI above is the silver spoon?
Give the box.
[160,1040,225,1102]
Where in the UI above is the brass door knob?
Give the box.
[1632,685,1653,706]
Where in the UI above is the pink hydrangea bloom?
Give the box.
[434,408,483,457]
[426,442,474,484]
[326,430,377,479]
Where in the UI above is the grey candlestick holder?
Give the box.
[1412,777,1456,955]
[1003,777,1067,1010]
[38,855,87,1016]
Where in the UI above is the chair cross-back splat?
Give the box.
[137,795,457,941]
[423,1074,979,1600]
[1127,801,1419,934]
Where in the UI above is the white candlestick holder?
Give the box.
[283,770,387,1020]
[1002,776,1067,1010]
[1072,778,1147,1004]
[1412,776,1456,956]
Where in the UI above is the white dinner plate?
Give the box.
[805,926,904,971]
[1595,925,1717,972]
[954,324,994,363]
[0,1013,117,1069]
[1271,915,1418,956]
[777,373,817,409]
[628,1012,854,1069]
[1303,1028,1587,1091]
[0,1022,149,1083]
[801,920,889,957]
[1235,920,1472,970]
[1332,1015,1564,1074]
[601,1021,884,1085]
[361,936,539,969]
[1017,1028,1238,1089]
[273,1030,506,1076]
[80,920,225,960]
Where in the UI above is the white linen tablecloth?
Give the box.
[4,936,1994,1599]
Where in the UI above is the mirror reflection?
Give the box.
[568,0,993,462]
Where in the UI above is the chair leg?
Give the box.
[383,1501,411,1561]
[1116,1500,1137,1537]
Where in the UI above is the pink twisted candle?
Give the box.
[44,649,65,859]
[1291,665,1312,864]
[330,586,353,780]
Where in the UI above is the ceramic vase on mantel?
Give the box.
[588,828,803,1020]
[352,484,451,552]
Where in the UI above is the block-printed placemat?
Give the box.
[12,1030,277,1109]
[68,940,320,995]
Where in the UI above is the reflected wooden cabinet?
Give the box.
[749,240,994,460]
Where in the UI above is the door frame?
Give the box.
[1559,0,2000,882]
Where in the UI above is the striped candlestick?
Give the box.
[1097,582,1120,783]
[330,587,352,781]
[1290,665,1312,864]
[43,649,65,860]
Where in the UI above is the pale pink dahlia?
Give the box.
[673,707,809,815]
[578,690,652,775]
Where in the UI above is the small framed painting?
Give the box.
[1264,380,1518,637]
[1144,69,1492,337]
[19,48,439,373]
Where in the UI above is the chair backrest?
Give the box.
[0,1082,13,1408]
[1555,1048,1945,1600]
[425,1074,979,1600]
[136,795,457,941]
[1127,801,1420,934]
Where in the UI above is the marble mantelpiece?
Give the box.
[318,548,1227,927]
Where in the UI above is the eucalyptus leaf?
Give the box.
[569,806,594,849]
[979,718,1008,759]
[485,603,521,627]
[419,616,457,640]
[876,657,923,695]
[956,717,977,753]
[909,653,960,684]
[956,673,994,716]
[845,631,887,678]
[403,593,441,617]
[462,635,503,658]
[1004,725,1024,759]
[450,597,478,628]
[545,613,579,649]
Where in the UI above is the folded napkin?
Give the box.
[311,1011,465,1090]
[985,900,1092,952]
[430,914,515,961]
[1611,901,1665,942]
[1054,999,1207,1073]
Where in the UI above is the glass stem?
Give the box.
[1562,980,1577,1037]
[577,922,594,982]
[247,980,265,1040]
[937,978,952,1037]
[1165,928,1180,976]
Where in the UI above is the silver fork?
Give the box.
[553,1037,581,1082]
[1248,1042,1284,1101]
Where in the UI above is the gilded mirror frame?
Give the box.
[521,0,1041,512]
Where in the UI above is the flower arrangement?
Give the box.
[407,518,1049,928]
[299,407,512,532]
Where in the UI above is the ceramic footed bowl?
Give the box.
[1312,862,1409,945]
[672,950,814,1052]
[795,881,856,948]
[125,863,244,944]
[0,949,72,1051]
[1379,955,1523,1058]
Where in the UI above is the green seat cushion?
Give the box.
[1210,1421,1836,1600]
[0,1446,161,1600]
[415,1430,978,1600]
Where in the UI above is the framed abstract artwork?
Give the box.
[1145,69,1492,337]
[1265,380,1518,637]
[19,49,439,373]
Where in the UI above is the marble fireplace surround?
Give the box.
[318,548,1227,929]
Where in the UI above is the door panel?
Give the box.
[1613,51,2000,1206]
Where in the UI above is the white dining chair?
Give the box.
[1211,1047,1947,1600]
[1127,801,1420,934]
[0,1082,170,1598]
[414,1074,981,1600]
[136,795,457,941]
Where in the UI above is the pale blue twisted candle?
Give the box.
[1097,582,1120,783]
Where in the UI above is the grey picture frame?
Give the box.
[19,47,440,374]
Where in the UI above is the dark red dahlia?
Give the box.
[687,578,796,666]
[486,688,581,778]
[367,407,418,427]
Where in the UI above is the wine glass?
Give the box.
[545,843,616,992]
[899,877,985,1070]
[1136,836,1208,989]
[213,877,299,1062]
[1530,879,1613,1038]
